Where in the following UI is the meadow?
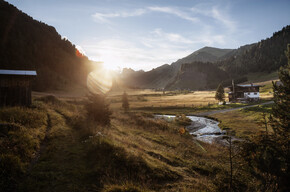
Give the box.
[0,80,275,191]
[0,96,231,191]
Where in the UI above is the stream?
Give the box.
[155,115,230,144]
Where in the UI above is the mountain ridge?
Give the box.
[120,26,289,90]
[0,0,95,91]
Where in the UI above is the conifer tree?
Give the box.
[122,91,129,111]
[267,44,290,190]
[85,94,111,125]
[240,45,290,191]
[269,44,290,137]
[215,83,225,102]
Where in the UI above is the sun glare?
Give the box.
[87,68,113,95]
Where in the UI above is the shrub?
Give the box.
[122,91,130,111]
[85,94,112,125]
[175,114,192,126]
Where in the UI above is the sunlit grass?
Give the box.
[211,104,274,138]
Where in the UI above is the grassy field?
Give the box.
[1,96,238,191]
[108,90,272,115]
[1,79,275,191]
[211,104,273,138]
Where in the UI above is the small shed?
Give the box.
[0,69,37,106]
[228,83,262,102]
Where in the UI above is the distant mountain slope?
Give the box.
[218,26,290,76]
[0,0,94,91]
[165,62,229,90]
[173,46,233,66]
[120,64,175,89]
[120,26,289,90]
[219,44,256,61]
[120,47,234,89]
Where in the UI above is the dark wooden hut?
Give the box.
[0,69,37,106]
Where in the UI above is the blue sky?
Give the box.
[6,0,290,71]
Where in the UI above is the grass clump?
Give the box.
[35,95,62,105]
[0,107,47,129]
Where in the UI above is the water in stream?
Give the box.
[155,115,227,144]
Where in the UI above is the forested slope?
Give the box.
[0,0,94,91]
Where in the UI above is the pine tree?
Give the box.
[122,91,129,111]
[267,44,290,190]
[270,44,290,137]
[240,45,290,191]
[215,83,225,102]
[85,94,111,125]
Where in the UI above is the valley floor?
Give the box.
[1,81,274,191]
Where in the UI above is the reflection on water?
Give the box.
[87,69,113,95]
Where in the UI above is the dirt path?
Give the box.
[196,101,274,116]
[29,111,52,171]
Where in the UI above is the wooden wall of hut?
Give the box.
[0,75,33,106]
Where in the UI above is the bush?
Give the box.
[175,114,192,126]
[85,94,112,125]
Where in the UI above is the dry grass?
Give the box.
[211,104,273,138]
[105,111,227,191]
[10,97,228,191]
[109,91,218,110]
[17,81,276,191]
[1,93,266,191]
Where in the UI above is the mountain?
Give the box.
[218,26,290,76]
[172,46,233,66]
[165,62,229,90]
[0,0,95,91]
[120,26,290,90]
[120,47,234,89]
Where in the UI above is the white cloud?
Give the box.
[92,6,199,23]
[87,3,240,70]
[92,8,146,23]
[151,28,193,44]
[190,5,236,32]
[211,7,236,32]
[148,6,199,22]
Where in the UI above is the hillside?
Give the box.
[165,62,229,90]
[218,26,290,76]
[0,0,94,91]
[120,47,234,89]
[120,26,289,90]
[172,46,233,67]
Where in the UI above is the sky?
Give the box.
[6,0,290,71]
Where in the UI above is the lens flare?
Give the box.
[87,69,113,95]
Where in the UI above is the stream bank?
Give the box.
[155,115,236,144]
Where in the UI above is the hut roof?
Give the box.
[0,69,37,76]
